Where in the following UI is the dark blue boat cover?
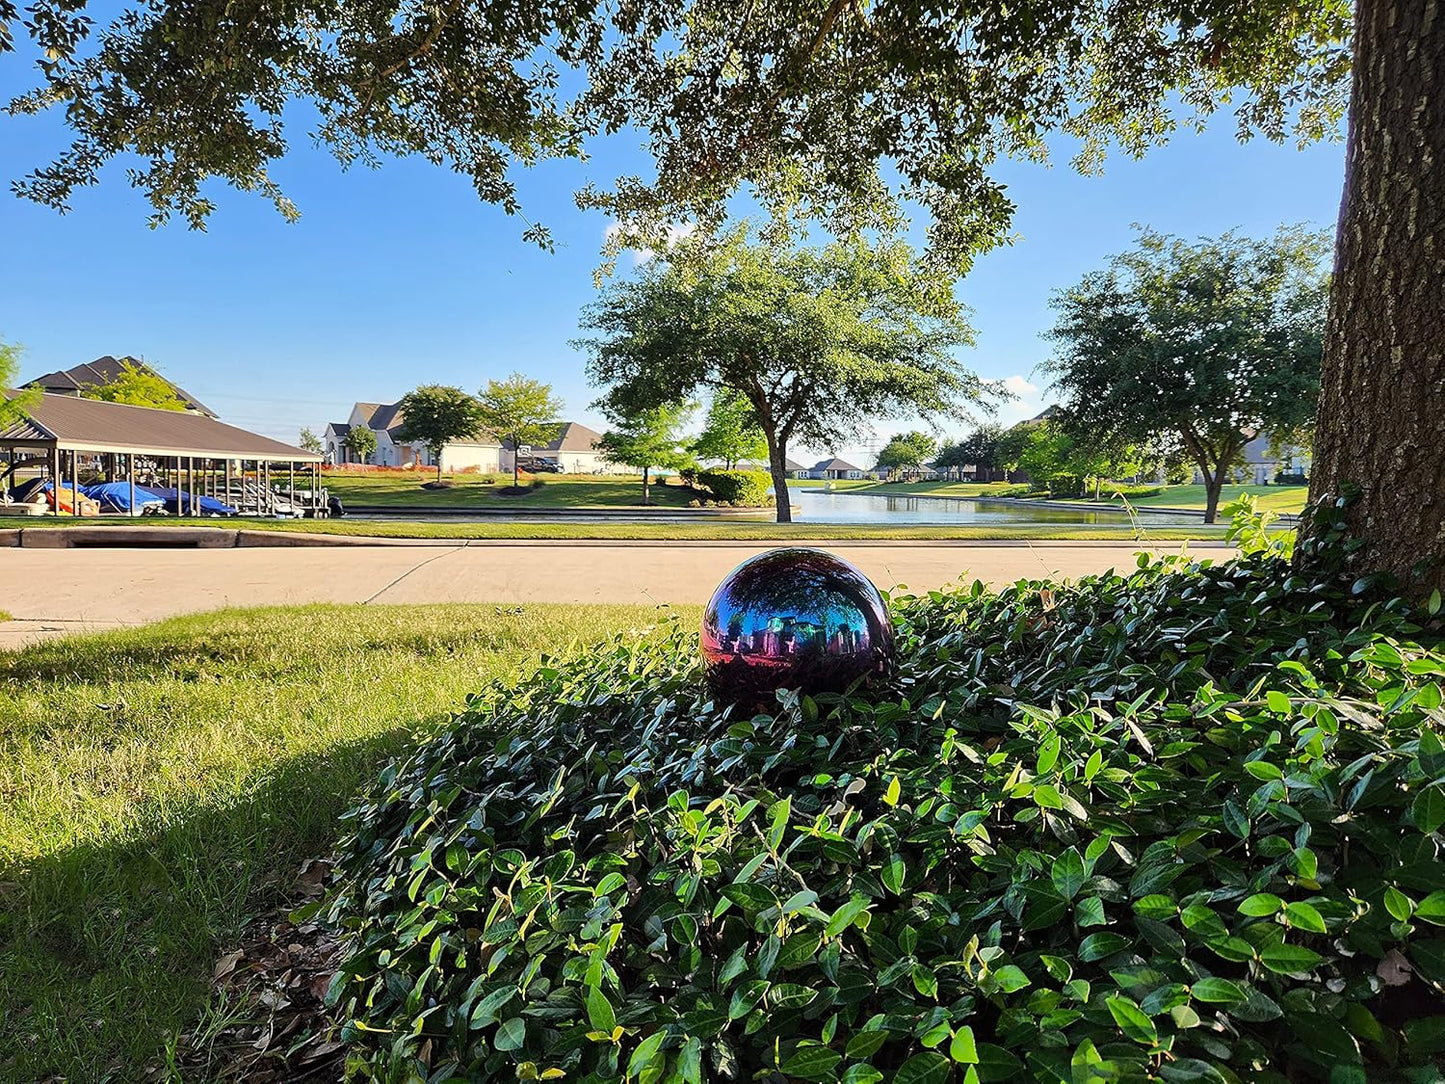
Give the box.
[84,482,167,513]
[137,486,238,516]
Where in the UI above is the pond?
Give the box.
[781,487,1202,525]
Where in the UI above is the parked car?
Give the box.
[523,457,565,473]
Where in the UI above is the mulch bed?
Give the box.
[166,858,346,1081]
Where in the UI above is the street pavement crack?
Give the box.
[362,545,468,605]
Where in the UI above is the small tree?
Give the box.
[298,427,324,454]
[874,431,937,477]
[1045,226,1329,522]
[690,389,767,469]
[596,398,694,505]
[1,338,39,428]
[82,358,187,410]
[344,426,377,465]
[476,374,564,490]
[393,384,484,483]
[580,228,987,523]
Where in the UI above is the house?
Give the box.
[807,457,866,480]
[23,356,217,417]
[1190,431,1311,486]
[499,422,626,474]
[325,401,502,471]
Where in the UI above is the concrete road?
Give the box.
[0,540,1230,647]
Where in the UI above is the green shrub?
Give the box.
[329,523,1445,1081]
[697,468,772,506]
[1106,483,1164,499]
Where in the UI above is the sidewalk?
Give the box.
[0,540,1232,647]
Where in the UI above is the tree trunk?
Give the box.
[1304,0,1445,591]
[513,435,521,490]
[765,429,792,523]
[436,451,443,484]
[1203,470,1224,525]
[642,466,651,505]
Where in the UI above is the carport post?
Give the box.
[71,450,79,516]
[127,454,135,516]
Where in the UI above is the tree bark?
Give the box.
[1203,469,1224,525]
[766,428,793,523]
[1305,0,1445,591]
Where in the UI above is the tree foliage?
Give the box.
[596,398,694,505]
[578,227,985,522]
[476,374,563,489]
[80,359,187,410]
[0,338,39,427]
[1,0,1349,270]
[298,427,324,454]
[1044,226,1329,521]
[393,384,485,482]
[873,431,937,475]
[343,425,377,464]
[691,390,768,470]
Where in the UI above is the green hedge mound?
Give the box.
[328,547,1445,1081]
[697,468,773,506]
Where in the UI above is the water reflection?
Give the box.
[785,487,1202,525]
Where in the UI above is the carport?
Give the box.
[1,392,324,517]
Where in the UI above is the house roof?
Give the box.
[1,391,321,461]
[326,422,352,437]
[503,421,604,454]
[811,457,863,472]
[23,356,218,417]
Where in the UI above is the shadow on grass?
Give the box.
[0,722,427,1082]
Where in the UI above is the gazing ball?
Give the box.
[701,548,895,706]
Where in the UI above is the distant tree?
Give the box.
[343,426,376,465]
[298,427,324,454]
[874,431,937,476]
[951,422,1006,479]
[579,228,985,523]
[393,385,485,482]
[1013,420,1080,495]
[82,359,187,410]
[995,423,1032,476]
[476,374,564,490]
[1,338,39,428]
[1045,226,1329,522]
[596,398,695,505]
[691,389,767,469]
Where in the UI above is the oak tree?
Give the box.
[577,228,985,523]
[1044,227,1329,522]
[690,390,767,470]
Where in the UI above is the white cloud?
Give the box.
[604,221,697,265]
[1001,374,1037,396]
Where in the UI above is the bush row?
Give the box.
[695,468,774,506]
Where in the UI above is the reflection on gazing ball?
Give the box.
[701,548,895,706]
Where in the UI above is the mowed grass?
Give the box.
[1108,483,1308,513]
[0,602,691,1081]
[322,470,697,508]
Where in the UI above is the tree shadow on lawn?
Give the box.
[0,723,425,1082]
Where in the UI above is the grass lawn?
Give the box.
[0,602,689,1081]
[0,515,1234,542]
[322,470,698,508]
[1102,483,1308,514]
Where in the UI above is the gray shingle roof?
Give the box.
[23,356,218,417]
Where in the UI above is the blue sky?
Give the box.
[0,69,1346,465]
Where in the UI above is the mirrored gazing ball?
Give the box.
[701,548,895,706]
